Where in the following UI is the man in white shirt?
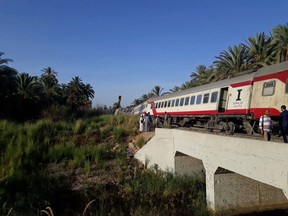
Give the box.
[259,110,273,141]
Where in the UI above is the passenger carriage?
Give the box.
[140,61,288,135]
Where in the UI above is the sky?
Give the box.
[1,0,288,107]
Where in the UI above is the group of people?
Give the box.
[139,112,153,132]
[259,105,288,142]
[139,111,172,132]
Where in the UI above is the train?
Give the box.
[134,61,288,135]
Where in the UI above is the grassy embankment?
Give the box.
[0,115,211,216]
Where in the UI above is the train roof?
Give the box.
[150,61,288,102]
[152,72,256,101]
[254,60,288,77]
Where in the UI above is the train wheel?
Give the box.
[205,120,214,132]
[225,122,235,135]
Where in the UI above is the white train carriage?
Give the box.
[146,61,288,134]
[132,102,147,115]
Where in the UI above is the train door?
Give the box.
[218,87,229,112]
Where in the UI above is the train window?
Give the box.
[165,101,168,107]
[262,81,276,96]
[155,102,158,108]
[168,100,171,107]
[171,99,175,107]
[161,101,164,108]
[180,98,184,106]
[184,97,189,105]
[175,98,179,106]
[211,92,218,103]
[196,95,202,104]
[286,80,288,94]
[203,93,209,103]
[190,96,195,105]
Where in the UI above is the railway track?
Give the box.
[174,126,284,143]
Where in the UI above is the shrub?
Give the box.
[113,127,127,143]
[134,135,145,148]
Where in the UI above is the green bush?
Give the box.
[48,142,75,163]
[134,135,145,148]
[113,127,127,143]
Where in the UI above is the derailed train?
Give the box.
[134,61,288,135]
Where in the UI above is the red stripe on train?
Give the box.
[230,81,253,88]
[254,70,288,83]
[154,109,249,116]
[153,108,281,119]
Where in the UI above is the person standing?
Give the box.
[259,110,273,141]
[155,115,160,128]
[279,105,288,143]
[139,113,144,132]
[163,112,168,127]
[144,113,151,132]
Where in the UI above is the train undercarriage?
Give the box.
[170,114,259,135]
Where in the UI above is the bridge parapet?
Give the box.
[134,128,288,215]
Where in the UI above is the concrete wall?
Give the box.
[174,152,205,178]
[214,172,288,214]
[134,128,288,215]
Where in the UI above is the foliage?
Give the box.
[134,135,145,148]
[0,115,211,215]
[130,23,288,104]
[0,53,95,122]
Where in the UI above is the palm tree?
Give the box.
[15,73,42,120]
[214,45,250,79]
[64,77,94,112]
[131,98,142,106]
[41,67,58,83]
[169,86,181,93]
[140,94,150,102]
[16,73,41,101]
[0,52,18,119]
[151,85,164,97]
[272,23,288,63]
[39,77,60,104]
[180,81,197,90]
[190,65,217,85]
[244,33,275,68]
[82,83,95,100]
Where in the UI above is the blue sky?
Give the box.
[1,0,288,107]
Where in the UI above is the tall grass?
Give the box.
[134,135,145,148]
[0,115,211,215]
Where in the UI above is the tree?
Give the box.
[15,73,42,120]
[41,67,58,83]
[64,76,95,112]
[272,23,288,63]
[190,65,217,85]
[169,86,181,93]
[39,76,60,104]
[244,33,275,68]
[180,81,196,90]
[150,85,164,97]
[131,98,142,106]
[40,66,60,103]
[0,52,18,119]
[214,45,250,79]
[150,85,169,97]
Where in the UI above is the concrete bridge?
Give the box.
[134,128,288,215]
